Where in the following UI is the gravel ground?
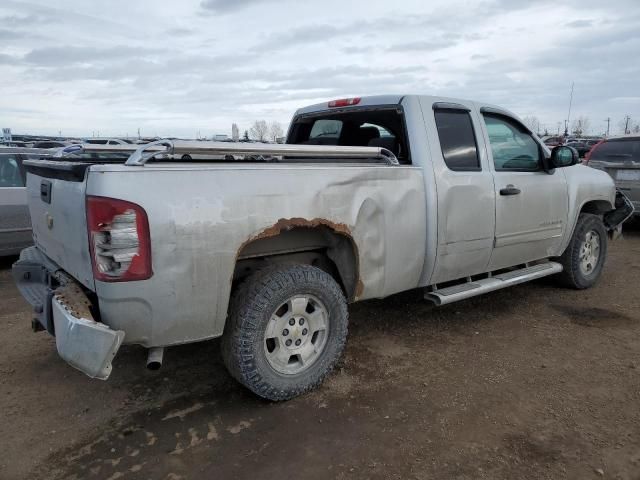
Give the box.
[1,220,639,480]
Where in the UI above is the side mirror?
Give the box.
[550,145,579,168]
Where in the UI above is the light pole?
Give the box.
[564,82,574,137]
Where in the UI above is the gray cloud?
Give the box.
[566,19,593,28]
[386,39,453,52]
[23,45,163,67]
[200,0,271,13]
[1,0,639,138]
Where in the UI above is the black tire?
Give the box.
[181,154,192,161]
[556,213,608,289]
[221,264,348,401]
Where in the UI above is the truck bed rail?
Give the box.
[55,140,399,166]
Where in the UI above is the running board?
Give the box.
[425,262,563,306]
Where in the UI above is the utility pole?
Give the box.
[605,117,610,137]
[565,81,574,137]
[624,115,631,135]
[137,127,141,140]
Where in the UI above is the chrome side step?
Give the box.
[425,262,563,306]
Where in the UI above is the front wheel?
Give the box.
[556,213,608,289]
[221,264,348,400]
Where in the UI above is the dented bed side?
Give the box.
[86,163,427,347]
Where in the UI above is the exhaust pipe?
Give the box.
[147,347,164,370]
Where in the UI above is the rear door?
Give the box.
[479,111,569,270]
[588,138,640,212]
[422,100,496,283]
[0,153,32,255]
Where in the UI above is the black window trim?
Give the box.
[432,101,471,112]
[482,112,545,173]
[433,107,482,172]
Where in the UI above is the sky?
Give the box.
[1,0,639,138]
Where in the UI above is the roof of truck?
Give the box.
[295,95,405,116]
[294,94,523,125]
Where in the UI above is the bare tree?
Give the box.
[231,123,239,142]
[571,116,591,136]
[522,116,541,135]
[249,120,269,142]
[269,121,284,142]
[618,116,633,135]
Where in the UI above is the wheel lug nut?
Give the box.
[299,318,305,325]
[289,319,295,326]
[282,329,289,336]
[302,328,308,335]
[285,339,292,347]
[295,339,301,346]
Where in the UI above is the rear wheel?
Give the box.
[221,264,348,400]
[557,213,607,289]
[181,154,192,161]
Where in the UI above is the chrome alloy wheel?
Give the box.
[579,229,601,276]
[263,294,329,375]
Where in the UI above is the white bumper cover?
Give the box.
[52,295,125,380]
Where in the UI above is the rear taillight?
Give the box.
[328,97,361,108]
[584,139,605,164]
[86,196,152,282]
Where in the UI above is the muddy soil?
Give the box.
[1,221,639,480]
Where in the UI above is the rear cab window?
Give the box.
[287,106,411,164]
[590,138,640,163]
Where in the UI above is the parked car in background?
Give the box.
[32,140,69,149]
[0,149,42,255]
[566,141,592,158]
[83,138,135,145]
[1,141,30,148]
[585,135,640,216]
[542,135,565,149]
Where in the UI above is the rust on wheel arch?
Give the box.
[235,217,363,301]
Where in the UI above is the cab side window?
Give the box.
[434,109,481,171]
[483,114,541,171]
[0,154,24,188]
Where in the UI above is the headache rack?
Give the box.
[54,139,399,166]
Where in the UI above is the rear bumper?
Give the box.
[12,246,124,379]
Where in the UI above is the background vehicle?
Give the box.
[12,95,632,401]
[542,135,565,149]
[586,135,640,216]
[32,140,69,149]
[0,149,50,255]
[83,138,135,145]
[566,141,591,158]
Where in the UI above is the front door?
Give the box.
[480,113,569,271]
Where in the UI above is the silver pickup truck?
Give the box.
[12,95,633,400]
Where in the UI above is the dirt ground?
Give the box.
[1,221,639,480]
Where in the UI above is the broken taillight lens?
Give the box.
[86,196,152,282]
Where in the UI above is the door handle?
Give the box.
[500,185,521,196]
